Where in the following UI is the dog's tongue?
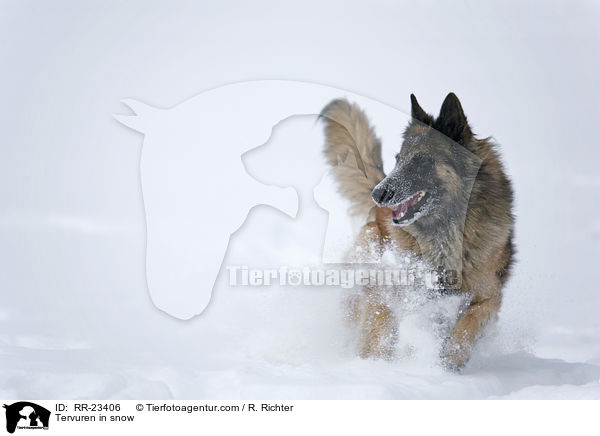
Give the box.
[392,192,421,220]
[392,202,409,219]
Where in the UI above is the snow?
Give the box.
[1,1,600,400]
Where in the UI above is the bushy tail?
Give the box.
[320,99,385,217]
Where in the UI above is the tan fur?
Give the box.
[320,99,386,217]
[323,97,515,371]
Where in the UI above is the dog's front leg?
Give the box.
[348,221,396,359]
[441,292,502,371]
[349,287,396,359]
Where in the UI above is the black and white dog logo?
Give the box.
[3,402,50,433]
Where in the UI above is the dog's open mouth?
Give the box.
[391,191,428,225]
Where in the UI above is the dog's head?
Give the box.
[371,93,480,230]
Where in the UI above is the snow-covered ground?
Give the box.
[1,1,599,399]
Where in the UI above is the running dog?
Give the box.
[321,93,515,370]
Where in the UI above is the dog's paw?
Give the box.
[440,337,472,372]
[359,342,394,361]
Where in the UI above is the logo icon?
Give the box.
[3,402,50,434]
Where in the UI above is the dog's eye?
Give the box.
[410,153,435,174]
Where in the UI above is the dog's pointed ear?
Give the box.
[435,93,472,144]
[410,94,434,125]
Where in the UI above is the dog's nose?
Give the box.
[372,186,395,205]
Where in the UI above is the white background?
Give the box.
[1,0,599,399]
